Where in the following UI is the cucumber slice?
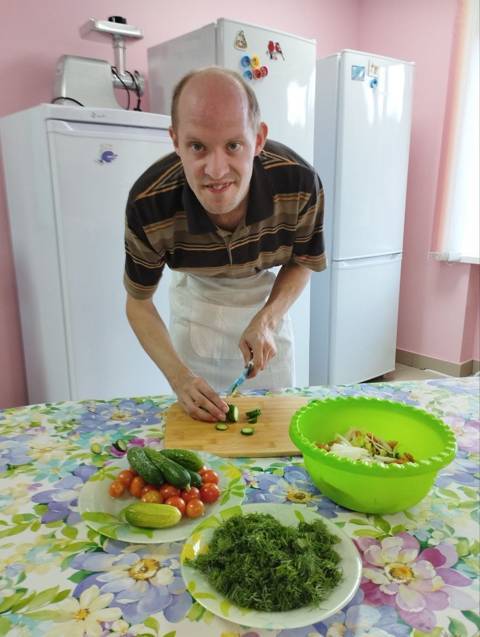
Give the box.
[245,409,262,419]
[226,404,239,423]
[247,416,258,424]
[240,427,255,436]
[90,442,102,454]
[215,423,229,431]
[112,439,128,452]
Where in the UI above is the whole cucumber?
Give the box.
[185,467,202,489]
[160,448,204,472]
[127,446,165,486]
[124,503,181,529]
[144,448,191,489]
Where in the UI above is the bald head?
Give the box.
[171,67,261,133]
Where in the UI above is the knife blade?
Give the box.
[225,361,254,396]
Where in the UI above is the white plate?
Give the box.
[78,451,245,543]
[180,502,362,630]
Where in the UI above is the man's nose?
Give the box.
[204,149,229,180]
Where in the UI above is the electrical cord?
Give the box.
[51,71,141,111]
[126,70,142,111]
[51,96,84,106]
[111,66,131,110]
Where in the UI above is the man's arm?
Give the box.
[240,168,325,377]
[238,262,312,376]
[126,294,228,421]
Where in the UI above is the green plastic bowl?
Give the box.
[289,397,457,514]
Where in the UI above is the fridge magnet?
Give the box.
[351,65,365,81]
[239,54,268,81]
[267,40,276,59]
[368,61,379,78]
[234,30,248,50]
[97,145,117,164]
[275,42,285,60]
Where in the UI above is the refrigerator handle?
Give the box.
[334,253,402,268]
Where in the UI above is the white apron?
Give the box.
[169,270,295,392]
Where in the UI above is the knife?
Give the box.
[225,360,254,396]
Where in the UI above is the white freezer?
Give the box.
[148,18,317,388]
[0,104,174,403]
[310,254,402,385]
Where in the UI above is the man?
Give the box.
[124,67,325,422]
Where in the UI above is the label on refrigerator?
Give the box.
[234,30,248,50]
[351,65,365,81]
[368,61,379,78]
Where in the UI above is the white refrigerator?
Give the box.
[0,104,174,403]
[147,18,317,387]
[311,50,414,385]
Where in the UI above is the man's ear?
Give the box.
[254,122,268,156]
[169,126,180,155]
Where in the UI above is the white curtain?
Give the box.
[431,0,479,264]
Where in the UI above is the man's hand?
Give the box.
[171,371,229,422]
[239,314,277,379]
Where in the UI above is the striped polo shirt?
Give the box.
[124,139,326,300]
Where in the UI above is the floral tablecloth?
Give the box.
[0,377,479,637]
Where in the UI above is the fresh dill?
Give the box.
[186,512,342,612]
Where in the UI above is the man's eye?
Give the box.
[228,142,241,152]
[190,143,204,152]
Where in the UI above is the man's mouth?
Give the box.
[204,182,233,193]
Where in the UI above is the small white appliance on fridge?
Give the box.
[311,50,414,385]
[0,104,174,404]
[147,18,317,387]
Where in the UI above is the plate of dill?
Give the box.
[180,502,362,629]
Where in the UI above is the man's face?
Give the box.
[170,75,267,221]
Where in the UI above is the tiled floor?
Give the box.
[370,363,450,382]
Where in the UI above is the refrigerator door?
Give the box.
[148,23,217,115]
[333,51,414,260]
[329,253,402,385]
[217,18,316,163]
[217,19,316,387]
[47,119,173,400]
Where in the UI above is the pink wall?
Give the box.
[473,299,480,362]
[462,266,480,362]
[1,1,476,408]
[358,0,478,366]
[0,0,359,407]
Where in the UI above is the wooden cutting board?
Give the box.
[164,395,310,457]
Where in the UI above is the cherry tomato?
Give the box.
[200,483,221,504]
[129,475,146,498]
[159,484,181,500]
[117,469,135,487]
[142,490,163,503]
[201,470,219,485]
[181,487,201,503]
[185,498,205,518]
[109,480,125,498]
[141,484,158,497]
[165,496,186,516]
[198,466,209,476]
